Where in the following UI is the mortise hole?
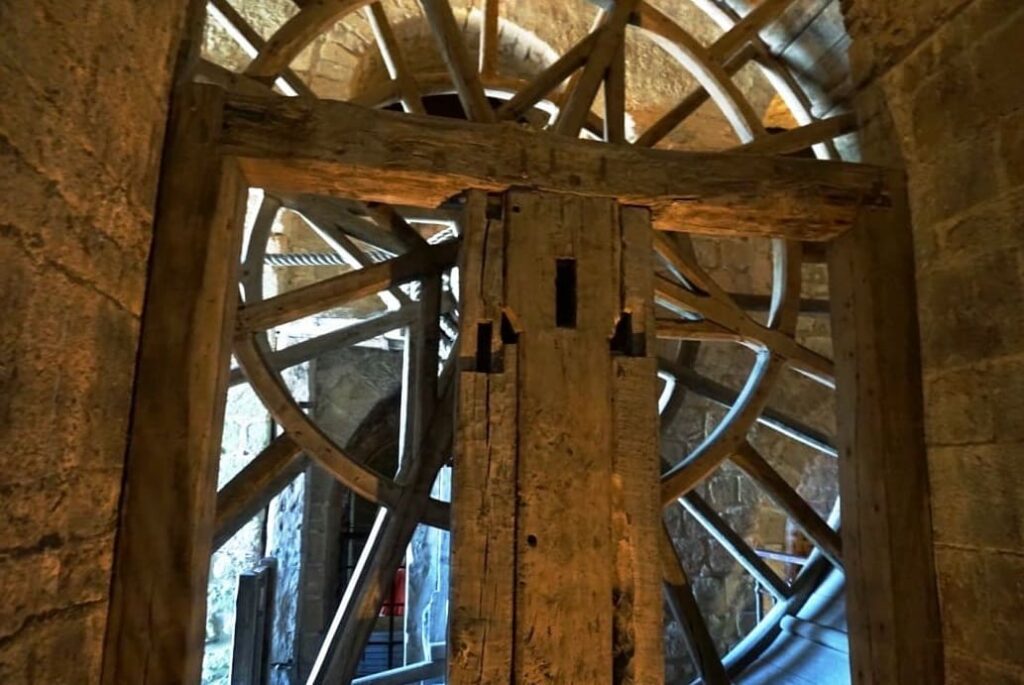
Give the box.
[610,311,645,357]
[555,259,577,329]
[526,534,538,548]
[500,311,519,344]
[475,322,493,372]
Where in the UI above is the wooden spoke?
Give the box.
[635,44,754,148]
[661,351,784,504]
[555,0,638,138]
[281,193,424,255]
[479,0,500,76]
[633,1,763,143]
[221,92,896,241]
[228,309,414,387]
[661,235,801,505]
[660,523,729,685]
[363,202,430,250]
[494,30,600,122]
[604,33,627,143]
[731,441,843,569]
[419,0,496,122]
[396,276,442,481]
[240,194,281,303]
[246,0,372,80]
[679,491,791,602]
[234,334,401,506]
[235,240,459,332]
[734,113,858,156]
[364,2,427,115]
[659,357,836,458]
[707,0,796,65]
[308,376,455,684]
[208,0,313,97]
[655,276,835,386]
[213,434,306,549]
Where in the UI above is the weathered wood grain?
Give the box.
[218,91,899,241]
[828,184,944,684]
[102,85,248,685]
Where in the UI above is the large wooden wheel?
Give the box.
[196,0,855,683]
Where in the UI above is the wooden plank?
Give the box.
[419,0,496,122]
[611,207,662,685]
[214,435,306,549]
[230,560,275,685]
[827,184,944,684]
[220,91,899,242]
[660,524,728,685]
[102,85,248,685]
[365,2,427,114]
[731,441,842,569]
[235,240,459,332]
[448,367,517,684]
[507,191,617,683]
[449,188,517,684]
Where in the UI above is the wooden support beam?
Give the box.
[450,190,663,684]
[214,435,306,549]
[419,0,496,122]
[731,441,843,569]
[634,44,754,148]
[660,524,728,685]
[479,0,500,75]
[555,0,638,137]
[679,492,791,602]
[365,2,427,115]
[228,310,413,387]
[495,30,599,121]
[707,0,795,65]
[219,92,899,242]
[659,356,836,458]
[827,183,944,683]
[308,378,456,684]
[734,113,858,156]
[102,85,248,685]
[235,240,458,332]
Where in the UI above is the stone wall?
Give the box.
[843,1,1024,682]
[0,2,191,682]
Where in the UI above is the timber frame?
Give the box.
[104,1,943,683]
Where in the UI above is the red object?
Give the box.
[380,568,406,617]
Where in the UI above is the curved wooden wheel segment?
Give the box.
[202,0,852,681]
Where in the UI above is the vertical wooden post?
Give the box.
[449,190,663,685]
[102,84,247,685]
[828,184,944,684]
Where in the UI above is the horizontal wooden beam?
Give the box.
[217,90,899,241]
